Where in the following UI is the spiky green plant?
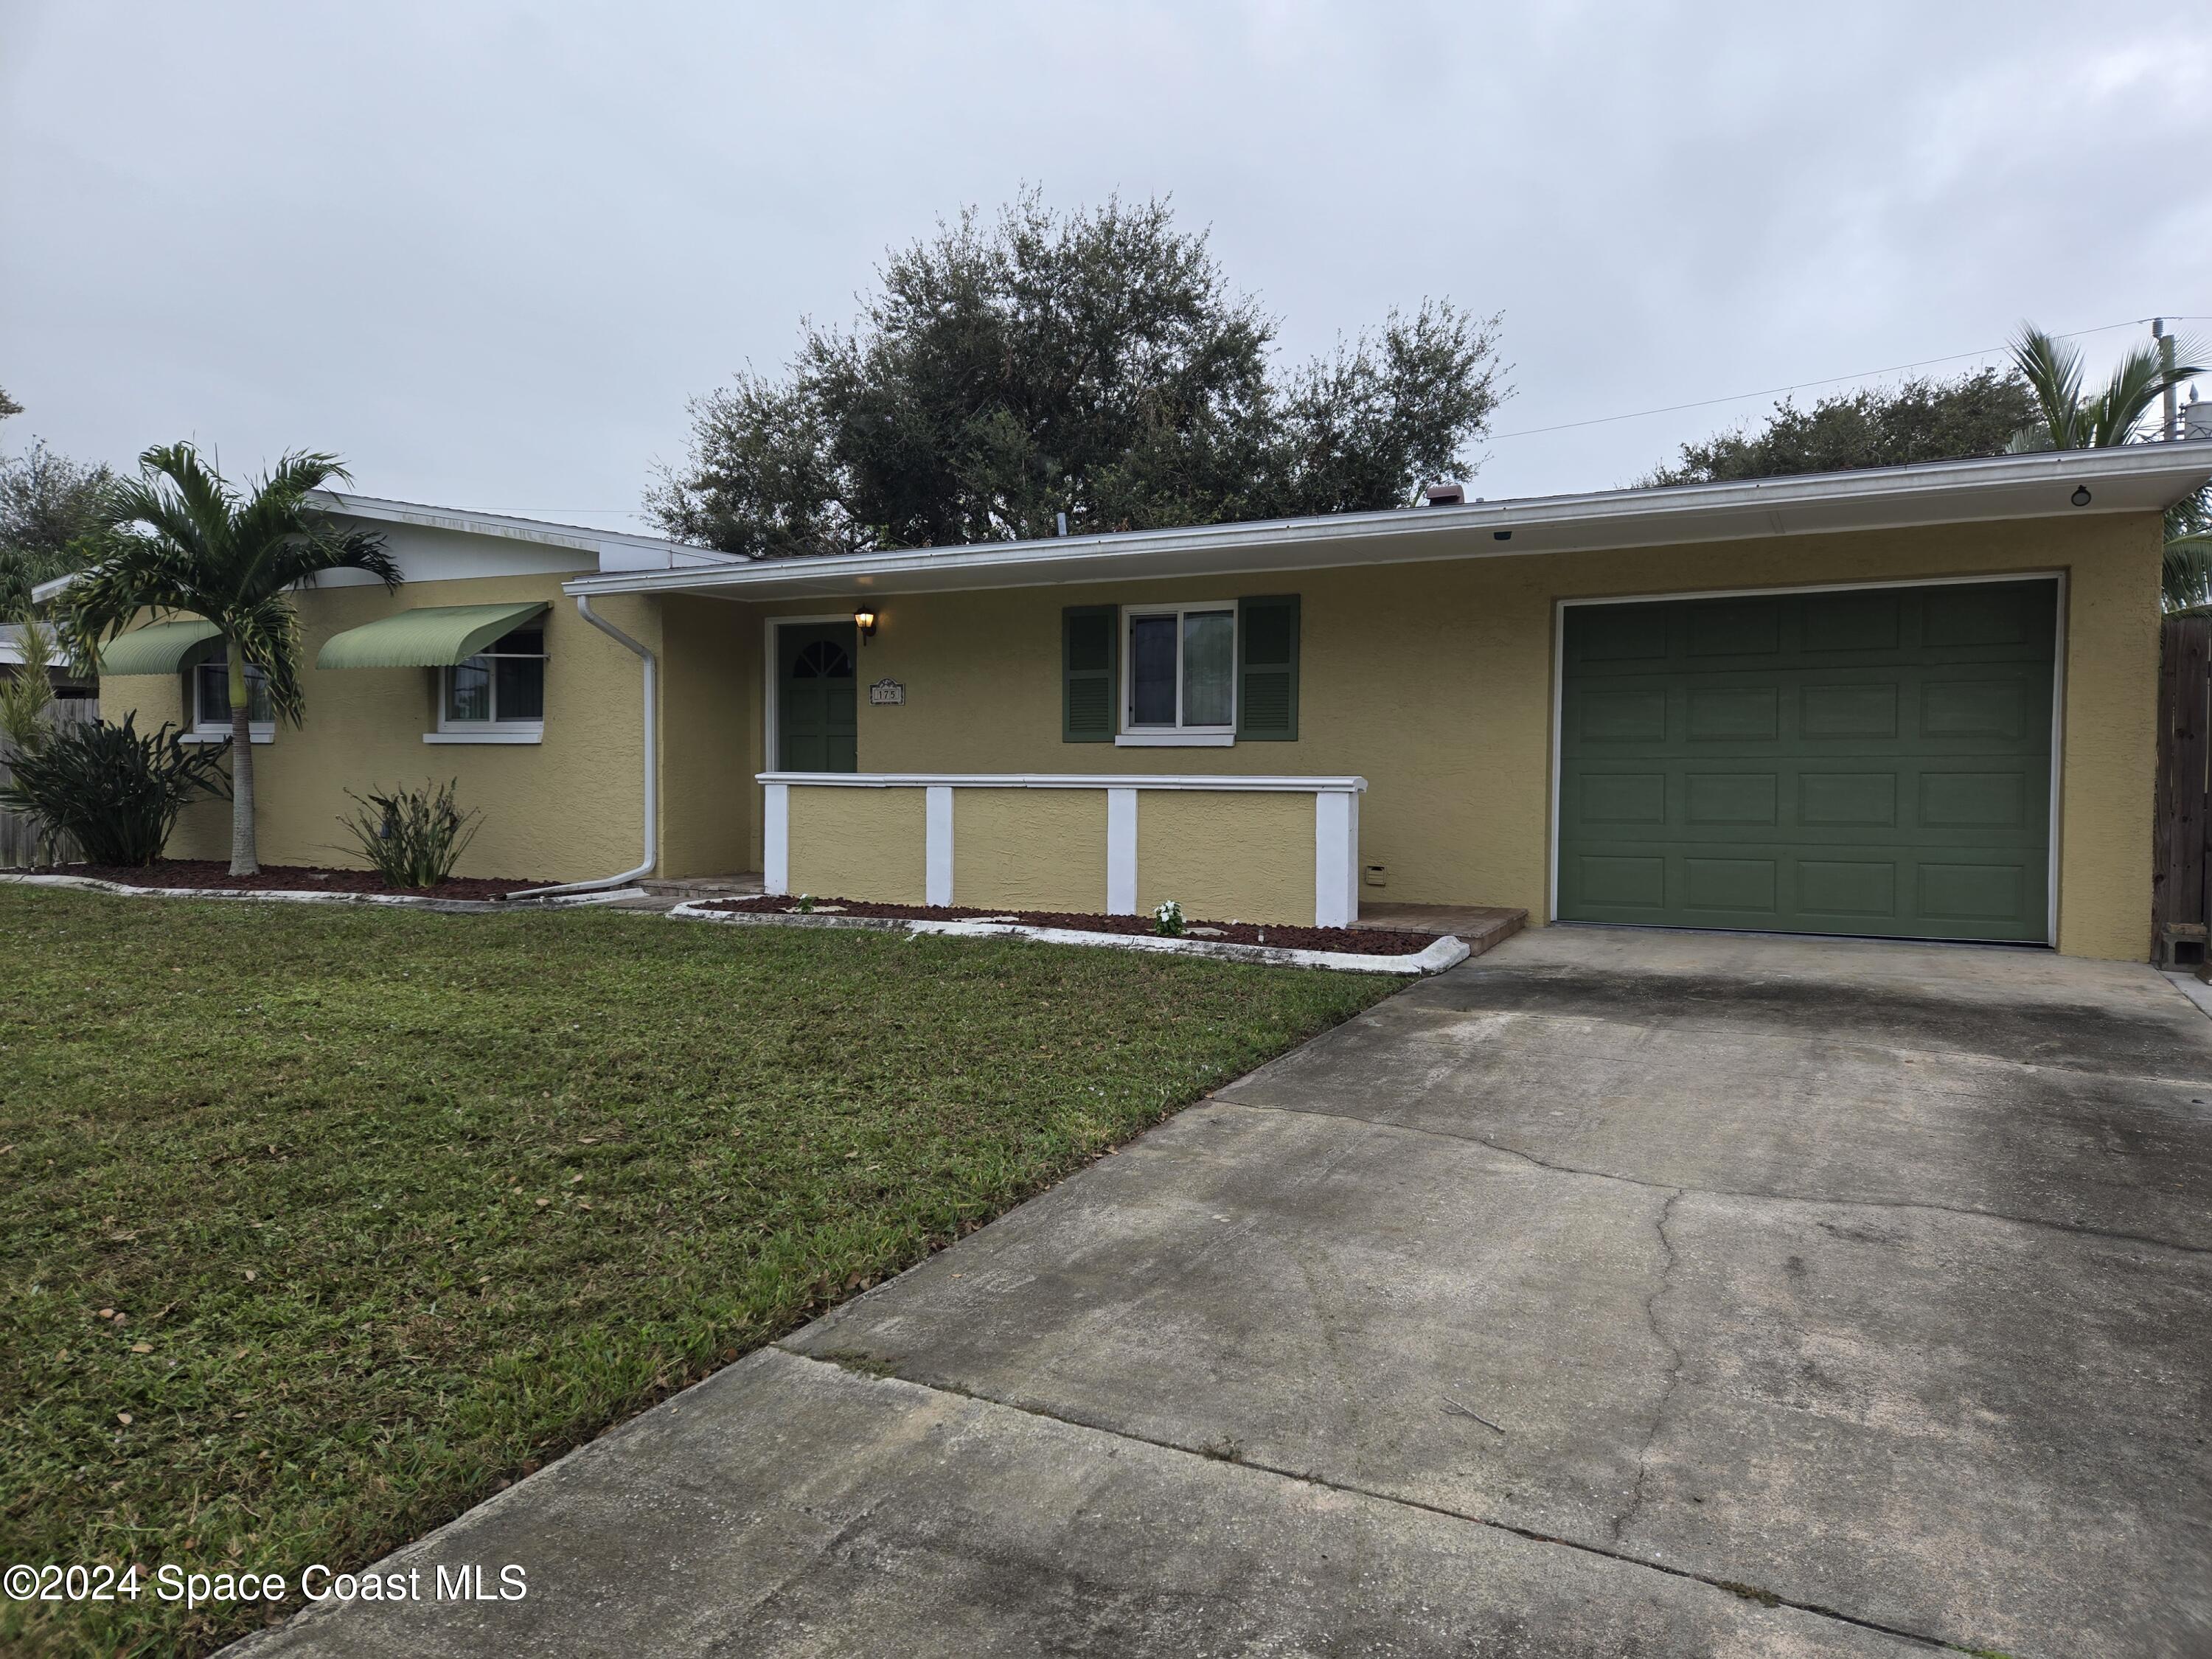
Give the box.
[64,445,398,874]
[0,714,229,866]
[336,779,481,888]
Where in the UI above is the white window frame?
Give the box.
[184,658,274,745]
[426,628,547,746]
[1116,600,1237,748]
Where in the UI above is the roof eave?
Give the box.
[560,442,2212,602]
[309,491,744,573]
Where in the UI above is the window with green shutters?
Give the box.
[1237,594,1299,741]
[1060,595,1300,743]
[1062,605,1118,741]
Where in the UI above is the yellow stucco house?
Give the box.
[96,444,2212,960]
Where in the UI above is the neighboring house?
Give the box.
[94,445,2212,961]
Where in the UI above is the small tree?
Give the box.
[651,191,1506,555]
[66,444,398,874]
[0,610,61,757]
[0,439,125,616]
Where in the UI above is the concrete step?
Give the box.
[639,873,763,899]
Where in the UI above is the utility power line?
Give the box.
[1486,316,2179,442]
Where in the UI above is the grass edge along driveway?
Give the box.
[0,889,1402,1656]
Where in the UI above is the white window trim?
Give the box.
[1118,600,1237,745]
[429,639,546,745]
[1115,731,1234,748]
[424,728,542,745]
[181,728,273,745]
[187,661,274,744]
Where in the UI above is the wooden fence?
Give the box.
[0,698,98,869]
[2154,616,2211,967]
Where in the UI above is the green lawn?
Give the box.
[0,889,1399,1655]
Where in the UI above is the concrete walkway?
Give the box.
[239,928,2212,1658]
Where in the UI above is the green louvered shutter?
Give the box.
[1063,605,1117,741]
[1237,594,1300,741]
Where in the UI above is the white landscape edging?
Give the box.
[665,900,1467,975]
[0,872,644,911]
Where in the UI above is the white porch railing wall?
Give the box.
[759,772,1366,928]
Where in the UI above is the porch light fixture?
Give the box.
[2070,485,2092,507]
[854,606,878,640]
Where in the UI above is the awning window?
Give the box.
[316,602,550,670]
[97,619,223,676]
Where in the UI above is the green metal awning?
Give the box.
[316,602,549,670]
[97,619,221,676]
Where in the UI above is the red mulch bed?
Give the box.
[695,894,1439,956]
[39,860,551,901]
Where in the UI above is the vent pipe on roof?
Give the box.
[1422,482,1467,507]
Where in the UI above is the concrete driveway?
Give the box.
[241,928,2212,1658]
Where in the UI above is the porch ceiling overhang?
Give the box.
[97,619,221,675]
[559,442,2212,603]
[316,602,549,669]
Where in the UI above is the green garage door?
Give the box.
[1557,580,2056,942]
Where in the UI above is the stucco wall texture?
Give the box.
[776,784,1328,924]
[102,574,666,885]
[787,785,925,903]
[951,789,1108,914]
[746,512,2162,960]
[1135,790,1316,925]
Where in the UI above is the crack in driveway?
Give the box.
[1613,1187,1686,1547]
[784,1347,1955,1652]
[1220,1095,2212,1258]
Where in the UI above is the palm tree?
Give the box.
[2165,490,2212,616]
[2006,324,2208,612]
[67,444,397,874]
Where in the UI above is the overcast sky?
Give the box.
[4,1,2207,538]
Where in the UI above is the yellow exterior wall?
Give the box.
[96,510,2158,955]
[951,789,1107,912]
[787,785,925,902]
[100,574,655,884]
[1137,790,1316,925]
[657,597,755,877]
[748,512,2163,959]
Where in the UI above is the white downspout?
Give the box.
[505,594,656,900]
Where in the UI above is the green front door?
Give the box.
[776,622,858,772]
[1556,580,2056,942]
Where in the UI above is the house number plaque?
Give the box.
[869,678,906,706]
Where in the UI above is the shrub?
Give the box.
[0,714,229,866]
[1152,898,1185,937]
[0,613,60,757]
[336,780,479,888]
